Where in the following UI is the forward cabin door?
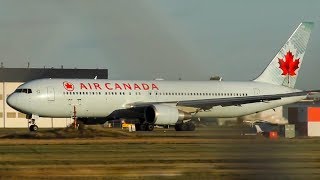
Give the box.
[253,88,260,96]
[47,87,55,101]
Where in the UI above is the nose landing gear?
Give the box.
[29,124,38,132]
[27,114,39,132]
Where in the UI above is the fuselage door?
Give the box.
[47,87,55,101]
[253,88,260,96]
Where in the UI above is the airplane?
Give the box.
[6,22,315,132]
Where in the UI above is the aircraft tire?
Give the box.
[186,122,195,131]
[29,125,38,132]
[174,124,181,131]
[180,123,188,131]
[139,124,147,131]
[146,124,154,131]
[29,125,34,131]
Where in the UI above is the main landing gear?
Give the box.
[135,121,196,131]
[135,123,154,131]
[174,121,196,131]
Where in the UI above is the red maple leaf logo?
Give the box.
[278,51,300,76]
[63,81,74,91]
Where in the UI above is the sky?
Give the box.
[0,0,319,89]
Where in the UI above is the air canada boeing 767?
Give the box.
[7,22,315,131]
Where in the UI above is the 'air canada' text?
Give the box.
[79,82,159,91]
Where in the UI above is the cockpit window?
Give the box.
[14,88,32,94]
[14,89,22,93]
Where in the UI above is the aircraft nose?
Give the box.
[6,94,17,108]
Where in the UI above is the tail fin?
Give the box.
[254,22,314,88]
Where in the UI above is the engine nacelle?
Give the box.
[144,105,191,125]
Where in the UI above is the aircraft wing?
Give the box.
[127,91,310,110]
[176,91,308,110]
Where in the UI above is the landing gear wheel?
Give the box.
[29,125,38,132]
[186,122,195,131]
[139,124,146,131]
[175,122,196,131]
[180,123,188,131]
[135,123,154,131]
[29,125,34,131]
[146,124,154,131]
[27,116,39,132]
[175,124,182,131]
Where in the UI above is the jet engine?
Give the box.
[144,104,192,125]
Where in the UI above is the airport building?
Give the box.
[283,98,320,137]
[0,67,108,128]
[215,95,320,137]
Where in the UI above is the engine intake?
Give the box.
[144,105,191,125]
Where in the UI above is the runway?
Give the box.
[0,126,319,179]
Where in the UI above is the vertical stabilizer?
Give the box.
[254,22,314,88]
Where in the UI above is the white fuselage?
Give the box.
[7,78,305,119]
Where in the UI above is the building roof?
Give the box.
[0,68,108,82]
